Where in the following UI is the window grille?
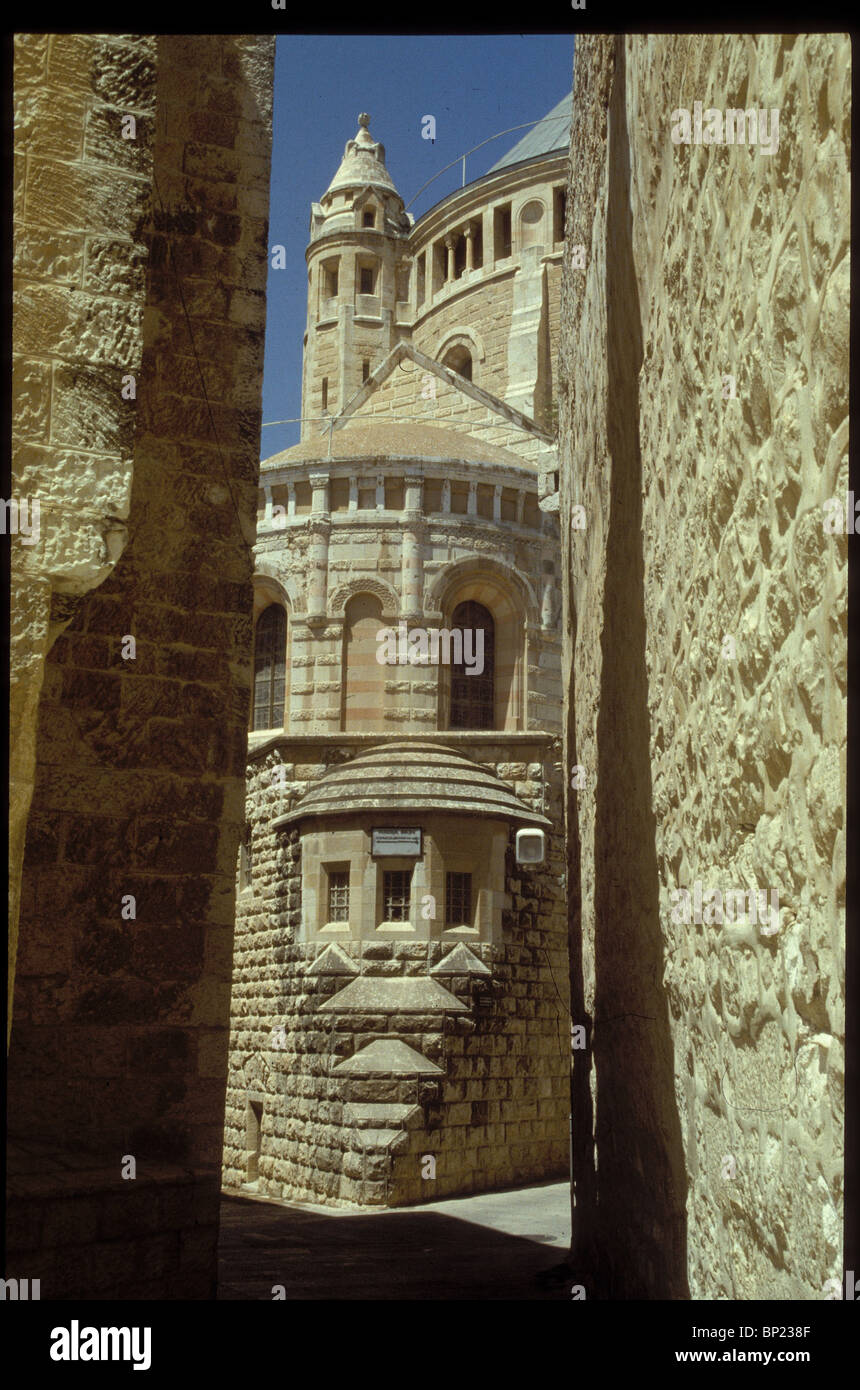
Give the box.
[328,870,350,922]
[383,870,412,922]
[445,871,472,926]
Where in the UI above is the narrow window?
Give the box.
[252,604,287,731]
[321,377,328,410]
[453,234,467,279]
[449,600,495,730]
[246,1099,263,1183]
[553,186,567,244]
[494,203,512,261]
[323,260,339,298]
[359,265,374,295]
[327,869,350,923]
[445,872,472,927]
[383,869,412,922]
[416,251,426,307]
[362,359,370,383]
[238,827,253,891]
[362,210,375,227]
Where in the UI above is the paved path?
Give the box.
[217,1180,572,1300]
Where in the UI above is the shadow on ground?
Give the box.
[217,1188,572,1300]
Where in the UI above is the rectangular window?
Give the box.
[321,377,328,410]
[432,240,446,293]
[327,869,350,923]
[363,210,375,227]
[383,870,412,922]
[362,359,370,383]
[416,251,426,307]
[359,265,374,295]
[494,203,512,261]
[323,259,339,298]
[446,871,473,926]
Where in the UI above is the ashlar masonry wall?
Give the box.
[559,34,848,1300]
[222,740,569,1207]
[7,33,275,1301]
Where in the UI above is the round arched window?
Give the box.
[449,600,495,730]
[252,604,287,731]
[441,344,472,382]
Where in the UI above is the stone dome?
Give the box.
[273,741,551,828]
[262,419,533,471]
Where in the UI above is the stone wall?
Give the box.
[10,33,156,1043]
[7,32,275,1300]
[412,273,517,402]
[222,740,569,1206]
[559,34,848,1300]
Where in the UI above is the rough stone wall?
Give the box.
[559,34,848,1300]
[10,33,155,1042]
[7,33,275,1300]
[222,742,569,1206]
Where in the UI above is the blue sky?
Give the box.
[261,34,576,456]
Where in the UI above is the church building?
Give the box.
[222,97,572,1207]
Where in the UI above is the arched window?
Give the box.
[441,344,472,382]
[449,601,495,729]
[252,604,286,731]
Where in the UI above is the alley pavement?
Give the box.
[217,1179,572,1300]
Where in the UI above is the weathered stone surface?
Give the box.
[8,31,275,1302]
[559,34,847,1301]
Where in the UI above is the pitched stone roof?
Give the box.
[273,741,551,828]
[487,92,572,172]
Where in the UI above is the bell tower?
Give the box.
[301,114,413,441]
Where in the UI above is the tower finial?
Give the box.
[358,112,370,128]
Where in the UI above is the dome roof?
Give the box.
[323,113,398,200]
[262,419,533,471]
[272,741,551,828]
[487,91,572,173]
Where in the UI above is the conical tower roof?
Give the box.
[322,112,398,200]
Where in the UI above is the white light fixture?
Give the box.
[515,828,545,865]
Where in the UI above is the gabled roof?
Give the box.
[487,92,572,173]
[335,340,553,447]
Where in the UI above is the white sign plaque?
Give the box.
[371,827,423,857]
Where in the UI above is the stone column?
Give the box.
[441,478,451,513]
[464,221,476,272]
[467,480,478,516]
[401,473,424,620]
[493,483,502,521]
[307,474,330,625]
[445,234,456,282]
